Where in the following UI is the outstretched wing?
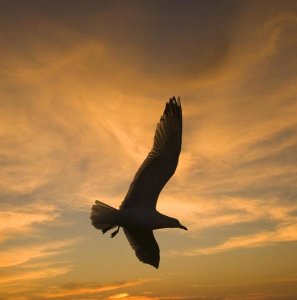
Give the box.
[120,97,182,209]
[123,228,160,268]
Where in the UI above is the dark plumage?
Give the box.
[91,97,187,268]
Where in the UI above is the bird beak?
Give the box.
[179,224,188,230]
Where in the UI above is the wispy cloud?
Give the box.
[0,1,297,299]
[108,293,129,299]
[167,194,297,255]
[0,204,59,242]
[195,222,297,255]
[0,239,78,268]
[0,266,70,285]
[108,296,199,300]
[161,196,297,232]
[40,279,150,299]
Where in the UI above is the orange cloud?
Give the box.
[0,205,58,242]
[0,2,297,300]
[109,297,153,300]
[40,279,150,298]
[0,239,78,268]
[0,266,70,285]
[184,222,297,255]
[108,293,129,299]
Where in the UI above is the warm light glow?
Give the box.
[1,1,297,299]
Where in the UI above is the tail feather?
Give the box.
[90,200,119,234]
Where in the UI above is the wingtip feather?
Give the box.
[143,259,159,269]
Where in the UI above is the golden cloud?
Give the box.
[0,266,70,285]
[0,239,78,268]
[0,2,297,299]
[0,205,58,242]
[40,279,150,299]
[183,222,297,255]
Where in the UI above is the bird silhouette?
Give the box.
[90,97,187,268]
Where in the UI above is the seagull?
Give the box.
[90,97,187,268]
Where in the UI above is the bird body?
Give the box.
[118,209,186,230]
[93,203,186,230]
[91,97,187,268]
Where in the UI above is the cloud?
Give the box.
[0,239,77,298]
[1,5,296,209]
[219,293,297,300]
[165,195,297,256]
[160,195,297,233]
[0,266,70,285]
[108,293,129,299]
[0,204,59,242]
[0,2,297,300]
[40,279,150,299]
[108,296,200,300]
[0,239,78,268]
[195,222,297,255]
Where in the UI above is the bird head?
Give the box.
[170,218,188,230]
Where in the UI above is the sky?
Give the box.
[0,0,297,299]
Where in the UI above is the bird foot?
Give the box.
[110,226,120,238]
[102,225,114,234]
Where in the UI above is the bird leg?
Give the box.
[110,226,120,238]
[101,225,115,234]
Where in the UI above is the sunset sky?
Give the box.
[1,1,297,299]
